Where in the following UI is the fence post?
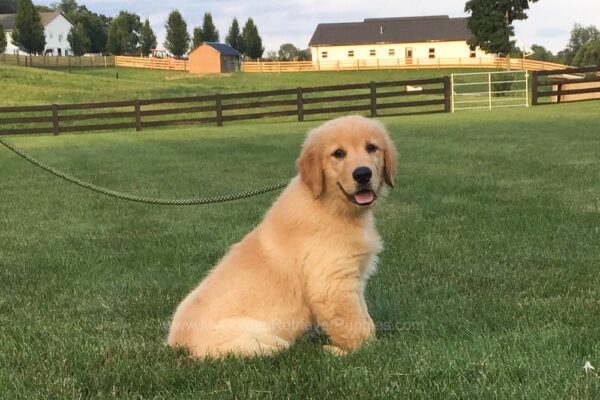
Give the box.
[134,100,142,131]
[488,72,492,110]
[297,87,304,122]
[525,71,529,107]
[216,95,223,127]
[531,71,538,106]
[370,81,377,117]
[443,76,452,113]
[51,104,60,135]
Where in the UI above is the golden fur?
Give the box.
[167,115,398,358]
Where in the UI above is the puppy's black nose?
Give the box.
[353,166,372,184]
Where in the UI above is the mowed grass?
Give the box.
[0,64,492,106]
[1,100,600,399]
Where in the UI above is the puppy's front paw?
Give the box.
[322,345,347,356]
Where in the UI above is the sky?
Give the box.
[36,0,600,54]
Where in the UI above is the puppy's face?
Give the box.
[298,116,397,211]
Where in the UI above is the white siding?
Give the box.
[2,14,73,55]
[42,14,73,55]
[310,40,494,68]
[4,31,18,54]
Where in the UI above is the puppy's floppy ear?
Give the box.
[297,137,323,198]
[382,131,398,188]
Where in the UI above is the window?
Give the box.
[348,50,354,58]
[58,33,63,42]
[321,51,328,59]
[429,48,435,59]
[369,49,376,57]
[469,45,477,58]
[389,49,395,56]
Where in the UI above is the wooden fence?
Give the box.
[114,56,188,71]
[495,58,566,71]
[0,77,450,136]
[532,66,600,105]
[241,57,568,73]
[0,53,115,68]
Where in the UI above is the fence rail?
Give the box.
[532,66,600,105]
[0,54,115,68]
[114,56,188,71]
[241,57,568,73]
[0,77,450,136]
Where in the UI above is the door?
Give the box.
[405,47,413,65]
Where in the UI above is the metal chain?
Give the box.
[0,136,290,206]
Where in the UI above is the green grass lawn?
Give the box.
[0,64,493,106]
[1,99,599,398]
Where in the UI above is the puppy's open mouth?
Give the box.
[338,184,377,206]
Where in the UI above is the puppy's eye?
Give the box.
[366,143,379,153]
[332,149,346,159]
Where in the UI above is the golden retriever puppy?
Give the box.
[167,115,397,358]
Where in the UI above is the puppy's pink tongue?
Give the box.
[354,191,374,205]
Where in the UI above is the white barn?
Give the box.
[309,15,494,69]
[0,12,74,56]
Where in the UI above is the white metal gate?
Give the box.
[451,70,529,112]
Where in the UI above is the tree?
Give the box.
[53,0,111,53]
[558,24,600,65]
[192,26,203,49]
[139,18,157,56]
[106,10,142,55]
[278,43,299,61]
[72,9,110,54]
[11,0,46,55]
[0,25,6,53]
[53,0,77,14]
[264,50,277,61]
[35,4,54,12]
[201,12,218,42]
[67,21,90,55]
[225,17,241,51]
[297,48,310,61]
[164,10,189,58]
[529,44,557,62]
[241,18,264,60]
[572,37,600,66]
[0,0,16,13]
[464,0,538,56]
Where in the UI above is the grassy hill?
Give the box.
[0,64,492,106]
[1,100,599,398]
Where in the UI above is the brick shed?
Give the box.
[188,42,241,74]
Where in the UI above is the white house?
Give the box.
[309,15,494,69]
[0,12,74,56]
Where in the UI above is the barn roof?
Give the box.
[309,15,472,47]
[195,42,241,56]
[0,12,64,31]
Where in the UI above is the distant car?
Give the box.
[150,49,171,59]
